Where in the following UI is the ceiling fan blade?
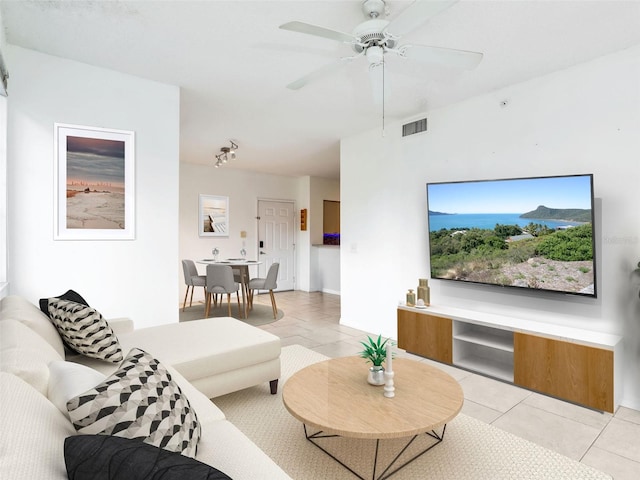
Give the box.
[286,59,351,90]
[384,0,459,37]
[402,44,483,70]
[279,21,356,44]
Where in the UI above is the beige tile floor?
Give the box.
[252,290,640,480]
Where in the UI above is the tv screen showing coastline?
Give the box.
[426,174,596,297]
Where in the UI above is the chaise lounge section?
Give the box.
[76,315,282,398]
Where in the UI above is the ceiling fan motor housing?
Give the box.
[351,18,396,54]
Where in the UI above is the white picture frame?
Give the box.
[54,123,135,240]
[199,194,229,237]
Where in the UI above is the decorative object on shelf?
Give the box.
[214,140,238,168]
[199,194,229,237]
[300,208,307,231]
[384,339,395,398]
[417,278,430,306]
[240,248,247,259]
[359,335,389,386]
[406,289,415,307]
[211,247,219,262]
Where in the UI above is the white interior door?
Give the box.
[257,199,295,291]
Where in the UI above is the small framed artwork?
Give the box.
[199,194,229,237]
[54,123,135,240]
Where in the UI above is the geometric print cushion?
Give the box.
[39,288,90,318]
[47,298,123,363]
[67,348,201,458]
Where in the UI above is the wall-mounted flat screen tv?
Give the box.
[426,174,597,298]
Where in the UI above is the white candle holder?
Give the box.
[384,370,395,398]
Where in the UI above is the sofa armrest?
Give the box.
[107,317,134,334]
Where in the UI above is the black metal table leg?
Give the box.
[302,423,448,480]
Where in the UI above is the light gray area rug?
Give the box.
[214,345,611,480]
[179,301,283,326]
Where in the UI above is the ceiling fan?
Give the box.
[279,0,483,102]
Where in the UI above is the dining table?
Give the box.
[197,258,262,318]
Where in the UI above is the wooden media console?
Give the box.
[397,305,621,413]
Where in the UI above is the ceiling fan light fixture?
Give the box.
[366,45,384,65]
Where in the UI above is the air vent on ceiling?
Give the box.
[402,118,427,137]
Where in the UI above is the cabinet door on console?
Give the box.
[514,333,613,412]
[397,309,452,364]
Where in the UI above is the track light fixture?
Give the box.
[214,140,238,168]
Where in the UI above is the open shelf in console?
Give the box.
[453,320,513,382]
[453,323,514,352]
[453,321,514,382]
[455,353,514,383]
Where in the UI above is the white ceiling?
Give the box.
[3,1,640,179]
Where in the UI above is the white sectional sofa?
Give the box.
[0,294,292,479]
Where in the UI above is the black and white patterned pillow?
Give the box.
[67,348,201,458]
[47,298,123,363]
[39,289,90,318]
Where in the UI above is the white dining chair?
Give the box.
[181,259,206,312]
[205,264,242,318]
[248,263,279,319]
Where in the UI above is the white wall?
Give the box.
[296,176,311,292]
[310,246,340,294]
[0,92,6,293]
[340,45,640,409]
[178,163,307,302]
[6,46,180,327]
[0,8,8,295]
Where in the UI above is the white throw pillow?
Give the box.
[0,372,77,479]
[0,295,66,357]
[47,360,106,418]
[0,320,63,395]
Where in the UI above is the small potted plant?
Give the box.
[359,334,389,386]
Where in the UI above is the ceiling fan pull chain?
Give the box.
[382,57,386,137]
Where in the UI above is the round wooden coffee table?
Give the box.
[282,356,463,479]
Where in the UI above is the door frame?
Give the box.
[256,197,296,291]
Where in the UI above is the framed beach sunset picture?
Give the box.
[199,194,229,237]
[54,124,135,240]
